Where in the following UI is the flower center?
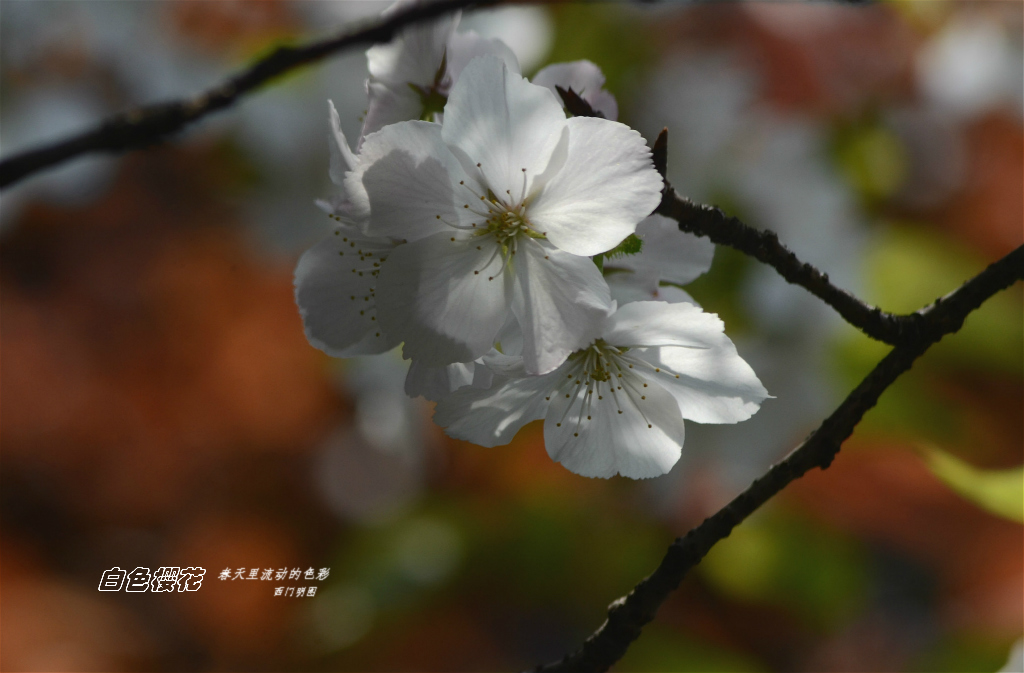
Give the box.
[485,207,531,246]
[566,340,631,388]
[549,340,682,436]
[451,166,544,245]
[441,169,550,281]
[559,341,644,418]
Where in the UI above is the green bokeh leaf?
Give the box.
[922,445,1024,523]
[616,626,766,673]
[699,510,868,630]
[867,224,1023,374]
[833,122,908,202]
[831,223,1023,443]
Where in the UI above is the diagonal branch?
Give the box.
[652,126,946,346]
[562,86,950,346]
[657,180,918,345]
[0,0,500,190]
[536,242,1023,673]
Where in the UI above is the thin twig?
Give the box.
[536,242,1023,672]
[0,0,500,190]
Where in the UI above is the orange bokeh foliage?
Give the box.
[1,145,341,521]
[784,443,1022,638]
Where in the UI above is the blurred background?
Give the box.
[1,1,1021,671]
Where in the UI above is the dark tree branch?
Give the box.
[657,181,924,346]
[536,242,1023,673]
[650,125,948,347]
[560,94,918,347]
[0,0,503,190]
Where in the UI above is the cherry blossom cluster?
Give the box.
[295,4,769,479]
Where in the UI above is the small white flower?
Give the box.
[361,1,520,140]
[355,55,664,374]
[295,103,400,357]
[605,214,715,306]
[434,301,769,479]
[532,59,619,121]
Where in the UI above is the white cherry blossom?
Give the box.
[295,103,400,357]
[605,214,715,306]
[532,59,619,121]
[434,301,769,479]
[355,55,663,374]
[361,1,520,140]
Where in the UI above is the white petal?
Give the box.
[586,90,619,123]
[607,270,700,306]
[441,55,567,197]
[446,30,521,82]
[355,120,477,240]
[360,80,427,140]
[608,214,714,285]
[433,365,557,447]
[328,100,358,185]
[405,359,492,401]
[603,303,769,424]
[315,193,364,227]
[544,373,684,479]
[606,268,661,305]
[602,300,724,348]
[376,233,514,366]
[512,238,613,375]
[294,231,399,357]
[494,312,524,357]
[366,11,455,86]
[652,284,699,306]
[479,349,531,377]
[532,60,618,121]
[324,102,369,227]
[527,117,663,256]
[635,343,769,424]
[315,198,335,216]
